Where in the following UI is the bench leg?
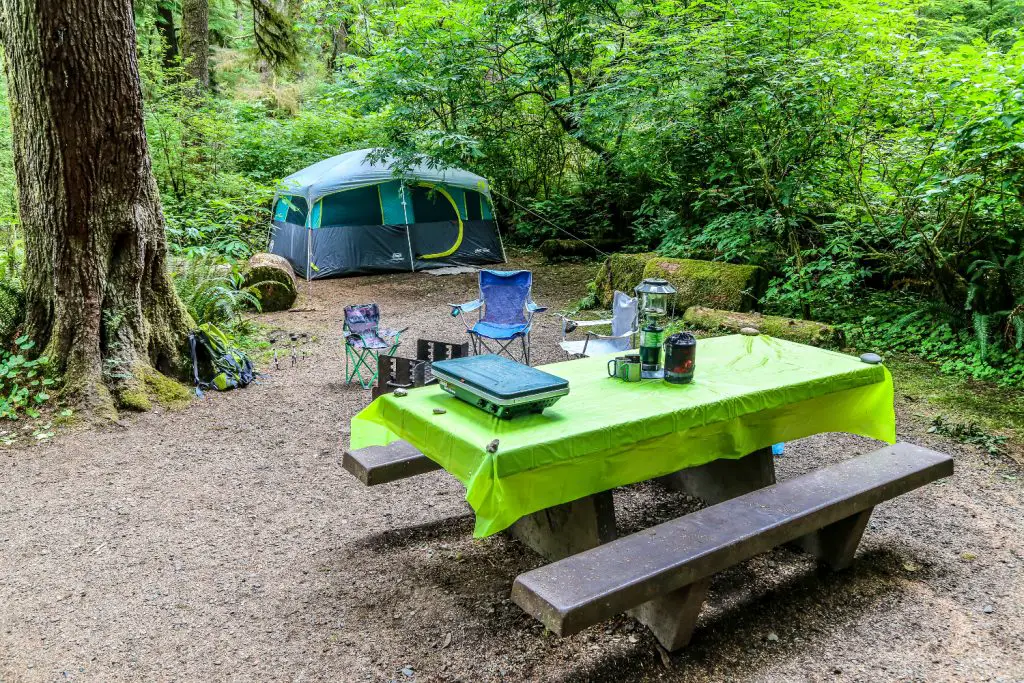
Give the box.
[629,577,711,651]
[659,447,775,505]
[508,491,617,561]
[792,506,874,571]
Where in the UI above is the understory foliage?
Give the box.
[1,336,52,420]
[336,0,1024,383]
[0,0,1021,387]
[0,226,23,343]
[168,258,267,352]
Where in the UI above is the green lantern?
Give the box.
[634,278,677,378]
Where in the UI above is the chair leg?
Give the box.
[353,350,379,390]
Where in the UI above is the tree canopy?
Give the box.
[1,0,1022,398]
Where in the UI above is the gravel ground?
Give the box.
[1,255,1022,683]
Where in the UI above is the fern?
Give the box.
[972,311,990,359]
[1010,308,1024,350]
[170,258,262,329]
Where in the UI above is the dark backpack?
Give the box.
[188,323,255,394]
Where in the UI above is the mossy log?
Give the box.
[643,258,764,313]
[682,306,844,348]
[540,239,626,263]
[244,253,297,312]
[594,252,658,307]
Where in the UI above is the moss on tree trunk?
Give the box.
[1,0,195,418]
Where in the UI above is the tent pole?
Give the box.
[267,192,278,252]
[401,181,415,272]
[489,185,508,264]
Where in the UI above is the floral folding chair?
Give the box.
[559,290,639,358]
[343,303,405,389]
[449,270,546,365]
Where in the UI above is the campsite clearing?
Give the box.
[1,257,1022,682]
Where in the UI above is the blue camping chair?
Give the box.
[449,270,546,365]
[343,303,405,389]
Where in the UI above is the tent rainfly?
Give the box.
[268,148,506,279]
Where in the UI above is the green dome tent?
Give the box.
[268,149,506,279]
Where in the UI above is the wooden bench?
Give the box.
[342,440,440,486]
[511,443,953,651]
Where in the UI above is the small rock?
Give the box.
[401,666,414,678]
[628,634,639,644]
[433,408,447,415]
[740,327,760,336]
[441,633,452,649]
[486,439,499,453]
[393,388,408,397]
[983,605,994,614]
[859,352,883,364]
[766,632,779,642]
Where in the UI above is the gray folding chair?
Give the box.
[559,290,638,358]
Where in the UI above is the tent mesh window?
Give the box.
[320,186,384,227]
[275,195,309,225]
[410,186,458,223]
[464,190,484,221]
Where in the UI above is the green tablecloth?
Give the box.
[350,335,896,537]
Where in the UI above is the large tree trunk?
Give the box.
[155,2,179,68]
[181,0,210,89]
[0,0,194,417]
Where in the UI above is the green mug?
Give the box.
[607,356,642,382]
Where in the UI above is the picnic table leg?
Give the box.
[658,447,775,505]
[791,506,874,570]
[629,577,711,651]
[508,491,617,561]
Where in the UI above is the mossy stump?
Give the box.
[244,253,297,312]
[682,306,844,348]
[643,258,764,313]
[594,252,658,307]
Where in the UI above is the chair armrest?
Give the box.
[449,299,483,317]
[561,316,613,340]
[586,330,636,340]
[526,301,548,314]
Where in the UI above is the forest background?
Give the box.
[1,0,1022,390]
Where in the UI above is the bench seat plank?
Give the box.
[512,443,953,642]
[342,441,440,486]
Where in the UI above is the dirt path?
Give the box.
[1,256,1022,682]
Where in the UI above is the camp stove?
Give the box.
[431,355,569,419]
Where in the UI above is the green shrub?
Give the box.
[839,292,1024,388]
[1,336,52,420]
[0,227,24,344]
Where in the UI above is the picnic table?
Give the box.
[348,334,897,558]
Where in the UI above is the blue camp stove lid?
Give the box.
[431,355,569,401]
